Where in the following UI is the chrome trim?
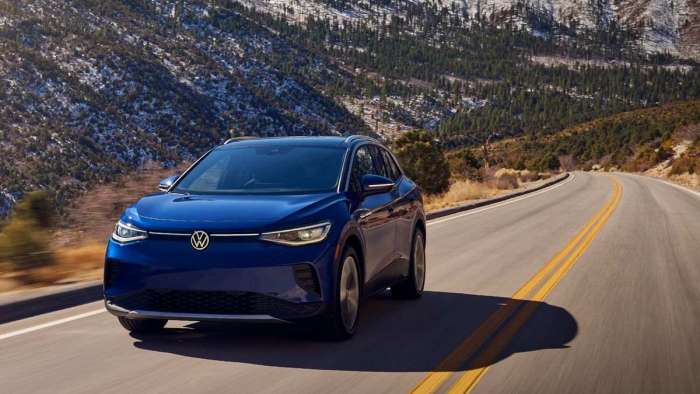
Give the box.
[190,230,210,251]
[148,231,260,237]
[210,233,259,237]
[105,302,288,323]
[367,183,395,189]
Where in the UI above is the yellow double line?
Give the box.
[413,177,623,394]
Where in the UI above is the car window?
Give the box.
[174,145,346,195]
[380,148,401,181]
[349,145,377,193]
[369,145,391,180]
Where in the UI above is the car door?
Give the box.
[380,147,414,265]
[349,145,396,288]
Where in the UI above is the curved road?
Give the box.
[1,172,699,393]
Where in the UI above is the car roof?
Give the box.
[216,135,379,150]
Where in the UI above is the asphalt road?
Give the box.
[2,172,699,394]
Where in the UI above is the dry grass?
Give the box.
[425,168,556,212]
[0,242,104,292]
[424,179,499,211]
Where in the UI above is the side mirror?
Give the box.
[158,175,179,192]
[361,174,395,195]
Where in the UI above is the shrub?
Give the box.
[393,130,450,194]
[538,153,561,172]
[0,192,55,279]
[459,150,484,181]
[519,170,541,182]
[493,173,519,190]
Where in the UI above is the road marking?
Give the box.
[412,177,622,394]
[619,172,700,198]
[427,174,575,227]
[448,180,622,394]
[0,308,105,341]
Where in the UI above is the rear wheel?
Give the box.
[392,229,426,299]
[316,247,361,340]
[117,317,167,333]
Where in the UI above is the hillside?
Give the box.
[241,0,700,61]
[486,100,700,177]
[0,0,368,216]
[1,0,700,217]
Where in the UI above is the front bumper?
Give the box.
[105,300,290,323]
[104,235,335,321]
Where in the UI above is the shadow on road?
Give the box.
[132,291,577,372]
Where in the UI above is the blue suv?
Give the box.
[104,136,426,339]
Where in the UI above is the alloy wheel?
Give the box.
[339,255,360,332]
[413,233,426,292]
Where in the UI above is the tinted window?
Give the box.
[174,145,345,195]
[380,148,401,181]
[349,146,377,193]
[369,145,391,180]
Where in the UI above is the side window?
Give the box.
[369,145,390,180]
[380,148,401,181]
[349,146,376,193]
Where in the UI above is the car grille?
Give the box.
[112,289,321,319]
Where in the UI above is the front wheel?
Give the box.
[392,229,426,299]
[315,247,361,340]
[117,317,167,333]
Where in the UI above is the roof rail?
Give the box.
[344,135,377,144]
[224,136,258,144]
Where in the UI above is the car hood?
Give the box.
[126,192,343,233]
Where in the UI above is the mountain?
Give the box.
[241,0,700,61]
[1,0,699,216]
[0,0,368,213]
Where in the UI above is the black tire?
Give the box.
[392,229,426,299]
[117,317,167,333]
[315,247,361,341]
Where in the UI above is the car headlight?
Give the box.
[112,221,148,243]
[260,222,332,246]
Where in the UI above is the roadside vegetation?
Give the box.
[0,164,185,292]
[393,130,557,212]
[485,100,700,174]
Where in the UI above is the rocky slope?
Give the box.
[242,0,700,60]
[1,0,699,217]
[0,0,367,212]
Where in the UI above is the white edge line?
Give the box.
[1,174,575,340]
[427,173,576,227]
[619,172,700,198]
[0,308,106,341]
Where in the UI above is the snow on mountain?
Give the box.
[240,0,700,60]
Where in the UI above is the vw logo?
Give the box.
[190,231,210,251]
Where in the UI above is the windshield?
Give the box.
[173,145,346,195]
